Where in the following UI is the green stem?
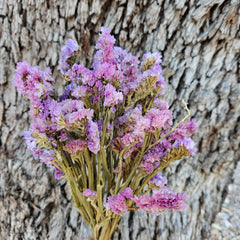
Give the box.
[99,108,112,188]
[113,140,139,194]
[130,171,145,191]
[89,200,105,223]
[97,177,104,216]
[92,153,97,188]
[118,133,149,192]
[76,155,88,188]
[114,152,123,195]
[135,164,168,196]
[109,215,121,238]
[100,148,112,181]
[67,171,95,225]
[75,204,91,226]
[83,150,94,190]
[99,220,111,240]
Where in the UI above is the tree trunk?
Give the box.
[0,0,239,239]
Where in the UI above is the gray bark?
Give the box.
[0,0,239,239]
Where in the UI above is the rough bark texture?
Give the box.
[0,0,239,239]
[210,161,240,239]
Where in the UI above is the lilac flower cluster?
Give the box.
[23,129,64,179]
[86,120,100,154]
[149,172,168,188]
[59,39,79,74]
[83,189,97,198]
[14,27,197,223]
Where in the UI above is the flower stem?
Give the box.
[84,150,94,190]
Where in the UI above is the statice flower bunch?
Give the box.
[14,27,197,240]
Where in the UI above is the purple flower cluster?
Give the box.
[114,47,140,96]
[59,39,79,74]
[173,137,197,156]
[94,27,116,64]
[67,64,96,86]
[24,130,54,165]
[104,83,123,106]
[149,172,168,188]
[145,107,172,131]
[140,150,164,173]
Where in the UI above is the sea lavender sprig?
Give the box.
[14,27,197,240]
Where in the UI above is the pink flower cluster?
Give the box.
[134,189,187,215]
[13,62,54,114]
[106,173,187,216]
[104,83,123,106]
[106,188,134,215]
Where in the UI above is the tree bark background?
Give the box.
[0,0,239,239]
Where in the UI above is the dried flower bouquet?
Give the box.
[14,27,197,240]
